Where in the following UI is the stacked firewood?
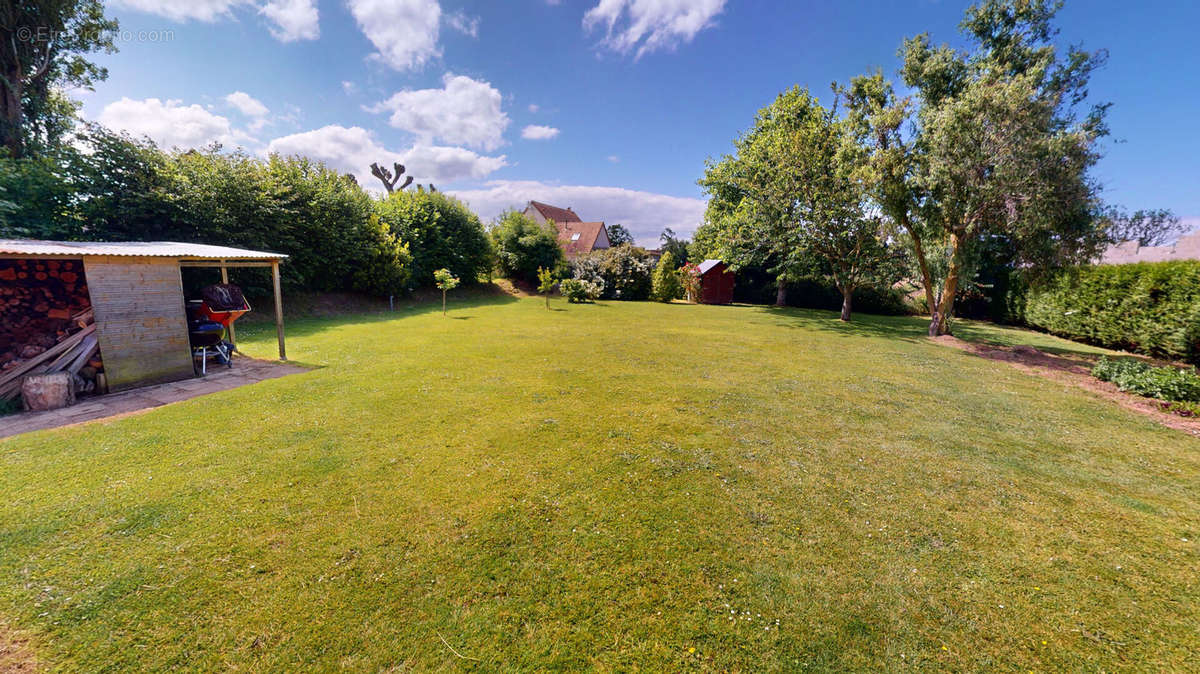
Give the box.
[0,259,105,402]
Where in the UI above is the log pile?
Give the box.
[0,259,105,403]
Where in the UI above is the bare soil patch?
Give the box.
[0,624,38,673]
[933,335,1200,437]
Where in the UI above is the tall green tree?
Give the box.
[0,1,117,156]
[606,224,634,246]
[901,0,1110,335]
[650,250,682,302]
[838,71,939,315]
[699,87,896,321]
[658,228,689,265]
[490,210,564,284]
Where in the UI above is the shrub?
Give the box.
[374,189,493,288]
[651,251,682,302]
[1021,262,1200,363]
[561,278,601,303]
[572,246,654,301]
[1092,356,1200,402]
[491,210,564,284]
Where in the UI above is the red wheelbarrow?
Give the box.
[187,284,251,375]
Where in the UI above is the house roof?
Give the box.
[697,259,724,274]
[557,222,608,257]
[529,201,582,224]
[0,239,287,261]
[1100,231,1200,265]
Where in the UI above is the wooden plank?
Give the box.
[84,258,194,392]
[272,260,286,361]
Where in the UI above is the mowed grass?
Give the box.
[1,295,1198,671]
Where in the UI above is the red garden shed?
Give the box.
[696,259,735,305]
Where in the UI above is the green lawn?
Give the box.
[1,295,1197,671]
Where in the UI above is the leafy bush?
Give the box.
[491,210,564,284]
[572,246,654,301]
[561,278,601,303]
[373,189,493,288]
[1021,262,1200,363]
[651,251,682,302]
[1092,356,1200,402]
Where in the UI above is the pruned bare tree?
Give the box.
[370,162,414,193]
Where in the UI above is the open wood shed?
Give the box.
[0,240,288,393]
[696,259,735,305]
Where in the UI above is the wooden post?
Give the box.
[220,263,235,344]
[271,260,286,361]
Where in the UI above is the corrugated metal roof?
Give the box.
[697,259,723,274]
[0,239,287,260]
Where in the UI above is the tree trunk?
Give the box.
[840,286,853,322]
[442,290,447,316]
[900,213,936,315]
[929,230,963,337]
[0,69,24,158]
[775,279,788,306]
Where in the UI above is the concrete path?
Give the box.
[0,358,307,439]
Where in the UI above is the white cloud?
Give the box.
[347,0,441,71]
[225,91,270,117]
[607,155,620,163]
[342,81,358,95]
[114,0,318,41]
[402,145,507,184]
[261,0,319,41]
[98,97,246,149]
[368,74,508,151]
[265,124,506,186]
[583,0,726,58]
[449,181,705,244]
[112,0,250,22]
[521,125,560,141]
[528,104,540,114]
[446,10,480,37]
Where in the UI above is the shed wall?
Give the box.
[700,264,735,304]
[84,257,194,391]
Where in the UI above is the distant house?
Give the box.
[695,259,735,305]
[522,201,611,259]
[1100,231,1200,265]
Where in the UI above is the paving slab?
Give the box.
[0,358,308,440]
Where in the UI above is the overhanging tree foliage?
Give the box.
[0,1,117,156]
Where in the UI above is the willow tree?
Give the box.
[699,87,894,321]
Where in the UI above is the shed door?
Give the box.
[84,257,194,391]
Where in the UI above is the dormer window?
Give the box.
[570,233,581,241]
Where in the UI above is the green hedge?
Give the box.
[1021,261,1200,363]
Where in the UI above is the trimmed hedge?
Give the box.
[1021,261,1200,363]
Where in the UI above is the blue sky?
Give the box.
[82,0,1199,245]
